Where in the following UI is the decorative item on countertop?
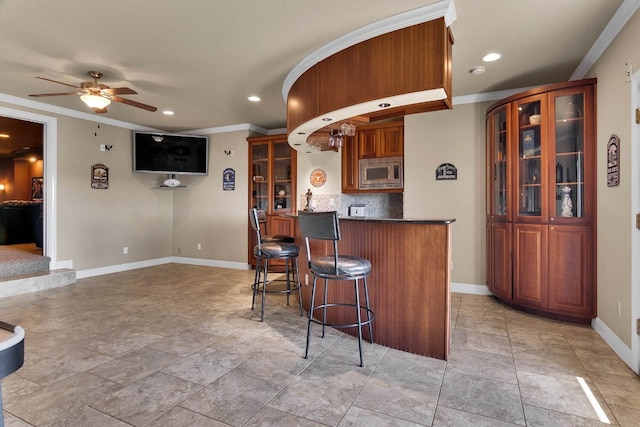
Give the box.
[90,163,109,189]
[436,163,457,180]
[303,188,313,211]
[310,168,327,187]
[561,186,573,217]
[223,168,235,191]
[607,134,620,187]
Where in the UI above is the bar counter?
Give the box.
[292,215,455,360]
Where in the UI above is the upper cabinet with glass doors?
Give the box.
[487,106,509,219]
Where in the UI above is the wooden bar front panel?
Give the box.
[296,218,452,360]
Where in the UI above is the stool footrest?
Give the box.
[309,303,375,329]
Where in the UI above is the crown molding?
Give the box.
[571,0,640,80]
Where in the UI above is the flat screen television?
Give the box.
[132,132,208,175]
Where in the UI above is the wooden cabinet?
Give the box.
[486,79,596,322]
[341,134,359,193]
[247,134,297,267]
[341,120,404,193]
[357,122,404,158]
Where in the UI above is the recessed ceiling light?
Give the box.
[379,103,391,108]
[162,110,174,116]
[483,52,501,62]
[0,133,9,138]
[248,96,261,102]
[322,118,332,121]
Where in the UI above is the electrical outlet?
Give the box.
[123,247,128,255]
[329,198,335,206]
[197,243,202,250]
[617,301,622,317]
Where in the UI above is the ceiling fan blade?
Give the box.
[102,87,137,95]
[112,96,158,112]
[35,76,82,89]
[29,92,83,97]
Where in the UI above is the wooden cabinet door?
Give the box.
[548,225,593,317]
[357,129,378,158]
[490,221,512,300]
[341,136,359,192]
[378,125,403,157]
[269,215,294,237]
[513,224,548,308]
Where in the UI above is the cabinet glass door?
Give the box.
[272,141,293,213]
[553,93,584,217]
[250,143,269,211]
[516,100,542,217]
[492,108,508,216]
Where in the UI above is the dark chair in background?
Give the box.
[297,210,374,367]
[249,208,302,322]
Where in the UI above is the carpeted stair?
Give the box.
[0,246,50,279]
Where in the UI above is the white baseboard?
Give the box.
[76,256,250,279]
[592,317,636,373]
[451,282,491,295]
[171,257,250,270]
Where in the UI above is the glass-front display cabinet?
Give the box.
[516,97,545,219]
[550,91,586,219]
[485,79,596,322]
[488,107,509,218]
[247,134,297,267]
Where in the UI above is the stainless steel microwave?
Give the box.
[359,156,403,190]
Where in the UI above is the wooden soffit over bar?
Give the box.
[286,13,454,150]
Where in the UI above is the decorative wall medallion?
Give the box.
[607,134,620,187]
[436,163,457,180]
[91,163,109,189]
[310,168,327,187]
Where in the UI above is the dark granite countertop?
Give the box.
[287,212,455,224]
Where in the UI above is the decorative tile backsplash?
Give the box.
[299,192,403,219]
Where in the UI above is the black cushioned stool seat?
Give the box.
[249,209,302,322]
[298,210,374,367]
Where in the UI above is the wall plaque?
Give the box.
[91,163,109,189]
[436,163,457,180]
[223,168,235,191]
[607,134,620,187]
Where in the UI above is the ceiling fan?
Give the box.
[29,70,157,114]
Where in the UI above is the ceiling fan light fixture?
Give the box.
[80,94,111,109]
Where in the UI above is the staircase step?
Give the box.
[0,269,76,298]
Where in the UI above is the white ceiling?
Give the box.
[0,0,631,152]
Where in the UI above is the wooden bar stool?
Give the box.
[297,210,374,367]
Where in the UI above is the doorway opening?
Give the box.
[0,116,44,257]
[0,106,58,272]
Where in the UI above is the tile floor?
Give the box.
[0,264,639,426]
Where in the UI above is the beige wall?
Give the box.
[54,115,174,269]
[172,130,250,263]
[404,102,489,286]
[586,10,640,346]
